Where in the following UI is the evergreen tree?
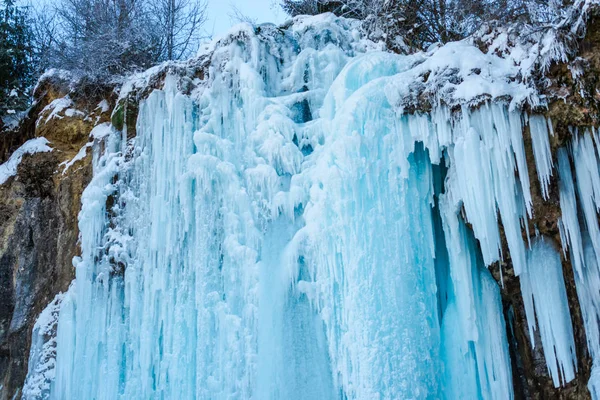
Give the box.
[0,0,34,119]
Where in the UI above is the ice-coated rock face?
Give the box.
[0,70,116,400]
[19,10,600,400]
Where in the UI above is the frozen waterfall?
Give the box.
[22,14,600,400]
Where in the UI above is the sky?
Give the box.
[206,0,286,37]
[24,0,287,38]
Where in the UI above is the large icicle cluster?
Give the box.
[521,239,577,386]
[22,12,598,399]
[557,127,600,397]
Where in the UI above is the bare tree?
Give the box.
[27,2,61,75]
[281,0,347,17]
[147,0,207,61]
[281,0,572,51]
[28,0,158,77]
[228,4,257,26]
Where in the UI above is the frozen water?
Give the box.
[22,294,64,400]
[439,217,513,400]
[529,115,554,199]
[557,131,600,398]
[521,238,577,387]
[23,13,600,400]
[558,147,585,276]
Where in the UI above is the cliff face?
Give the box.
[0,74,115,400]
[1,11,600,400]
[489,14,600,400]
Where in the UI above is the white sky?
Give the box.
[26,0,287,38]
[206,0,286,37]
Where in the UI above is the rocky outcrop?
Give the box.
[486,13,600,400]
[0,73,116,400]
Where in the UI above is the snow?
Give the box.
[24,11,600,400]
[96,100,110,113]
[38,96,85,126]
[90,122,113,140]
[472,0,599,83]
[37,68,73,84]
[42,97,72,123]
[1,110,26,131]
[0,138,52,185]
[64,108,84,118]
[59,143,91,174]
[33,68,85,98]
[384,40,537,112]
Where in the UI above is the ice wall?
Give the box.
[23,14,598,400]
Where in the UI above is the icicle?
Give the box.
[557,147,585,276]
[449,123,502,270]
[574,238,600,399]
[439,188,481,341]
[573,130,600,263]
[445,105,528,276]
[440,302,480,399]
[474,269,514,400]
[559,137,600,398]
[507,110,533,217]
[529,115,554,199]
[520,238,577,387]
[438,208,513,400]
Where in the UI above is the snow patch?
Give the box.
[90,122,113,140]
[38,97,85,125]
[0,138,53,185]
[60,143,92,174]
[96,100,110,113]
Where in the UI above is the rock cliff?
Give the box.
[0,73,116,399]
